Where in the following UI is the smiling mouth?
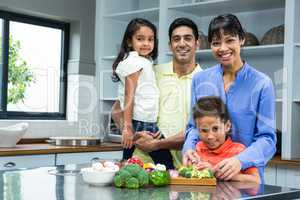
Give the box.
[177,50,189,54]
[219,53,232,59]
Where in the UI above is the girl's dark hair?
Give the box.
[112,18,158,82]
[193,96,230,123]
[168,17,199,42]
[208,14,245,43]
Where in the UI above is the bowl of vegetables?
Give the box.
[81,161,119,186]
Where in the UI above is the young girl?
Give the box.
[193,96,260,183]
[112,18,174,169]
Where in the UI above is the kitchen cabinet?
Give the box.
[55,151,122,165]
[276,165,300,188]
[96,0,300,160]
[0,155,55,170]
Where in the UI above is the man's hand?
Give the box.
[122,127,134,149]
[183,149,201,166]
[134,131,159,152]
[214,157,242,181]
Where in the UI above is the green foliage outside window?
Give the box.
[7,35,35,104]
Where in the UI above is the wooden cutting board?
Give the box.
[170,177,217,186]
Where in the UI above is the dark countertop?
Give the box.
[0,142,123,156]
[1,164,300,200]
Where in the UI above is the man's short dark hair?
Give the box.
[168,17,199,41]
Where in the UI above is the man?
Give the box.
[111,18,201,167]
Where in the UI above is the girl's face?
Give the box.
[129,26,155,57]
[196,116,231,150]
[210,31,244,68]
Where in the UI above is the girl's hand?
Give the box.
[122,127,134,149]
[195,161,214,172]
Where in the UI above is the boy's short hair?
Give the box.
[193,96,230,122]
[168,17,199,41]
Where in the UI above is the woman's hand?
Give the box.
[214,157,241,180]
[183,149,201,166]
[122,127,134,149]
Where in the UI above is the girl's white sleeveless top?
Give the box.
[115,51,159,123]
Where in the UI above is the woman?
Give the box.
[182,13,276,182]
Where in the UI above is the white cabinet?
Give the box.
[276,165,300,188]
[96,0,300,160]
[55,151,122,165]
[282,0,300,160]
[96,0,160,101]
[0,155,55,170]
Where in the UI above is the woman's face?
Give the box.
[210,31,244,68]
[196,116,231,150]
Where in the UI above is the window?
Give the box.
[0,10,69,119]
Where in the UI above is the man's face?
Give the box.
[169,26,199,64]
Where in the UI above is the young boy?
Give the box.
[193,96,260,183]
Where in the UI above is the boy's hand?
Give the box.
[122,127,134,149]
[195,161,214,172]
[183,149,201,166]
[214,157,241,180]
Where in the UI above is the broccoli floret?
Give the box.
[184,170,193,178]
[125,177,139,189]
[123,164,143,177]
[114,175,123,187]
[137,169,149,187]
[178,166,194,178]
[178,167,188,177]
[118,170,131,181]
[114,164,150,189]
[114,169,132,187]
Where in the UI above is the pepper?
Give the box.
[127,156,144,168]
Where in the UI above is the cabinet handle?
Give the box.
[4,162,16,168]
[91,157,100,163]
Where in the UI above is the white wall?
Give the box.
[0,0,101,138]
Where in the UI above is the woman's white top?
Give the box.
[115,51,159,122]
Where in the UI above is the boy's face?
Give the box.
[196,116,231,150]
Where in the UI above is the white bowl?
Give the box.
[81,167,118,186]
[0,123,29,147]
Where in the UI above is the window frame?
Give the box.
[0,10,69,120]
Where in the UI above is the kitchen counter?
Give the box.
[1,143,300,167]
[0,142,123,156]
[0,164,300,200]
